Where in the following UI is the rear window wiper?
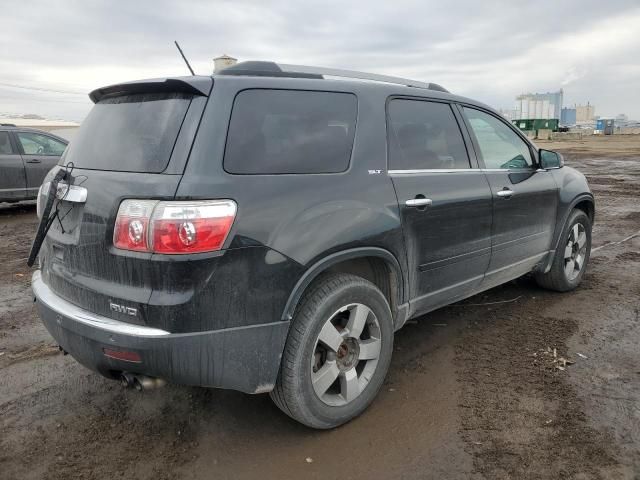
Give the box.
[27,169,67,267]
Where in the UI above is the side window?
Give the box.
[0,132,15,155]
[17,132,67,156]
[224,89,357,174]
[463,108,533,169]
[387,99,470,170]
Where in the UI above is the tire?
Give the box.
[535,209,592,292]
[270,273,394,429]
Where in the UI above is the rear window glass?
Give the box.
[224,89,357,174]
[62,92,191,173]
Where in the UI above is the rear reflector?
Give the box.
[103,348,142,363]
[113,199,237,254]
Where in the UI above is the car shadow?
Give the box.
[0,201,37,217]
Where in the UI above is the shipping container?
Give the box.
[512,118,559,133]
[595,118,614,135]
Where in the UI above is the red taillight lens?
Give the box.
[113,200,157,252]
[151,217,235,253]
[113,200,237,254]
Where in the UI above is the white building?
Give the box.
[514,90,563,120]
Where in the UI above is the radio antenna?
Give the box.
[174,41,195,76]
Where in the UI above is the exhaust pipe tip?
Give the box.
[120,372,135,388]
[131,375,166,391]
[133,378,143,391]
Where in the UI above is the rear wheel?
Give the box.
[535,209,591,292]
[270,273,394,429]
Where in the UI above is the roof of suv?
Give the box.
[218,61,449,92]
[89,61,496,114]
[217,62,496,112]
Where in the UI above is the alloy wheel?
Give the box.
[564,222,587,281]
[311,303,382,406]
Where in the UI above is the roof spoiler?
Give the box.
[89,76,212,103]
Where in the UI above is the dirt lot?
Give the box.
[1,135,639,480]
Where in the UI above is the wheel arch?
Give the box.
[542,193,595,273]
[574,197,595,224]
[281,247,407,329]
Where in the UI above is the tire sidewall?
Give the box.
[556,210,592,289]
[292,278,393,428]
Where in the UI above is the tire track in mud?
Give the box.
[454,146,640,479]
[454,294,620,479]
[0,379,202,480]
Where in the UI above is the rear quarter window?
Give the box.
[224,89,357,174]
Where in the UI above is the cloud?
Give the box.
[1,0,639,120]
[561,66,588,87]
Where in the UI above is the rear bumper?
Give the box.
[32,271,288,394]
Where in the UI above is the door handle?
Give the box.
[406,198,433,207]
[496,189,514,198]
[26,159,42,164]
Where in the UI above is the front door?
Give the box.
[460,107,559,289]
[0,131,27,201]
[14,131,67,196]
[387,98,493,315]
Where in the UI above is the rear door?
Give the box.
[0,130,27,200]
[460,106,559,288]
[15,131,67,195]
[38,84,210,326]
[387,98,493,315]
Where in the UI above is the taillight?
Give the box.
[113,199,237,254]
[150,201,237,253]
[113,200,156,252]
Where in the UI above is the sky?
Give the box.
[1,0,639,122]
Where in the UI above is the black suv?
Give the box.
[31,62,594,429]
[0,125,67,202]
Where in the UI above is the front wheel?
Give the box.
[270,273,394,429]
[535,209,592,292]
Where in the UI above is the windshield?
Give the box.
[62,92,191,173]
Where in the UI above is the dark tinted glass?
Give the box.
[224,89,357,174]
[387,100,470,170]
[0,132,14,154]
[63,92,191,172]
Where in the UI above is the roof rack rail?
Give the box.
[218,61,449,93]
[0,123,17,127]
[279,64,449,93]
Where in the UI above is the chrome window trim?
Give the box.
[388,168,512,175]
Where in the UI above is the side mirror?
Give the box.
[539,149,564,169]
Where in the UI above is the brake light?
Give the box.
[113,200,237,254]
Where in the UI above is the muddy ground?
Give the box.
[1,135,639,479]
